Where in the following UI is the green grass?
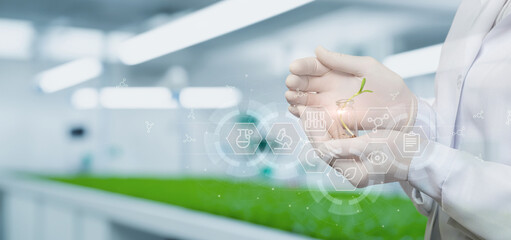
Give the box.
[41,176,426,240]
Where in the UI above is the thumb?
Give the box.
[315,45,375,77]
[318,137,366,159]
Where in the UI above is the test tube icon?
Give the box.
[305,111,326,132]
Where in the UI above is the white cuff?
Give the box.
[408,142,457,203]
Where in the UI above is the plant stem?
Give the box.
[338,78,373,137]
[339,112,355,137]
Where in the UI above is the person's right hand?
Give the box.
[285,46,417,137]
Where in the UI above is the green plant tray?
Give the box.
[44,176,426,240]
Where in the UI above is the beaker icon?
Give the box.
[236,129,254,149]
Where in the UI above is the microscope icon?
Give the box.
[235,129,254,149]
[266,123,300,155]
[274,128,292,150]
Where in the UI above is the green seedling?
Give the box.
[339,78,373,137]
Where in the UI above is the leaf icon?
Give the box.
[343,167,357,183]
[333,167,344,177]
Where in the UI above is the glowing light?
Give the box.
[118,0,313,65]
[37,58,103,93]
[179,87,242,109]
[383,44,442,79]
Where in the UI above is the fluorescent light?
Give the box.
[71,88,99,109]
[383,44,442,79]
[106,31,134,63]
[0,18,35,60]
[118,0,313,65]
[42,26,104,61]
[37,58,103,93]
[179,87,241,109]
[99,87,177,109]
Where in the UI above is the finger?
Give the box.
[285,74,340,93]
[296,105,333,144]
[315,45,377,77]
[318,138,365,159]
[289,57,330,76]
[285,74,310,91]
[288,105,300,118]
[285,91,330,106]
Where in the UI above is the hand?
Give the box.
[285,46,417,137]
[302,122,429,187]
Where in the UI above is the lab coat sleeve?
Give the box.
[408,138,511,238]
[400,98,437,217]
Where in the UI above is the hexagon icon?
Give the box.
[360,142,395,174]
[326,159,363,191]
[266,123,300,155]
[226,123,262,155]
[298,142,332,173]
[300,106,334,138]
[361,107,397,139]
[394,126,430,159]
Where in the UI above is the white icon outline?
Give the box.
[300,106,334,138]
[274,128,292,150]
[367,114,390,133]
[304,110,327,132]
[473,110,484,119]
[226,123,262,155]
[235,129,254,149]
[403,130,420,153]
[452,126,465,136]
[333,166,358,183]
[145,121,154,133]
[361,142,395,174]
[390,91,400,101]
[366,150,389,165]
[183,134,196,143]
[116,78,128,88]
[326,159,362,191]
[297,142,333,173]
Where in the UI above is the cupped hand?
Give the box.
[285,46,417,136]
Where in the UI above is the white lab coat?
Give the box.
[401,0,511,239]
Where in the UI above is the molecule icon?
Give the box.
[367,114,390,133]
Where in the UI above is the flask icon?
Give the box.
[235,129,254,149]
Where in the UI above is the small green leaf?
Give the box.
[361,90,373,93]
[358,78,367,93]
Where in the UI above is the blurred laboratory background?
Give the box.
[0,0,460,240]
